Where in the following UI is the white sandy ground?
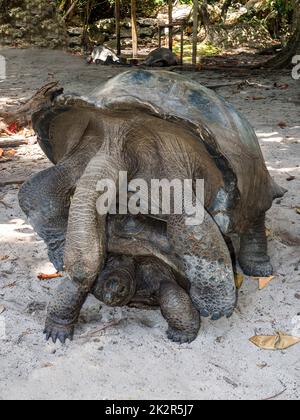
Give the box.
[0,48,299,400]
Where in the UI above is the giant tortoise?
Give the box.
[19,70,285,343]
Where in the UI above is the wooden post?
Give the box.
[180,26,184,65]
[168,0,173,51]
[192,0,199,65]
[131,0,138,58]
[115,0,121,56]
[158,26,162,49]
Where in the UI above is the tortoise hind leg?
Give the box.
[238,214,273,277]
[19,165,72,272]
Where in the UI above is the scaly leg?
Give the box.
[19,165,72,271]
[44,276,88,343]
[167,210,237,321]
[239,214,273,277]
[160,280,201,344]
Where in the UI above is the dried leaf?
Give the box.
[234,273,244,289]
[265,228,271,237]
[41,363,54,368]
[274,82,289,90]
[250,332,300,350]
[0,305,6,315]
[296,207,300,215]
[0,255,9,261]
[258,276,275,290]
[7,122,18,134]
[38,272,63,280]
[5,149,17,157]
[278,122,287,129]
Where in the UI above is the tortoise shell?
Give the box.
[36,70,285,233]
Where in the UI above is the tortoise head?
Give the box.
[93,257,137,307]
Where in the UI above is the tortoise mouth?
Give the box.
[102,271,136,307]
[102,280,129,306]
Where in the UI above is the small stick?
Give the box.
[0,179,25,187]
[0,138,27,148]
[38,272,63,280]
[263,387,287,401]
[79,320,122,339]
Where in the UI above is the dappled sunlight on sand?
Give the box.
[0,220,35,243]
[267,166,300,173]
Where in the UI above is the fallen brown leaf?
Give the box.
[234,273,244,289]
[274,82,289,90]
[38,272,63,280]
[0,305,6,315]
[258,276,275,290]
[41,363,54,368]
[0,255,9,261]
[251,275,275,290]
[250,332,300,350]
[265,228,271,237]
[296,207,300,215]
[2,281,17,289]
[278,122,287,129]
[5,149,17,157]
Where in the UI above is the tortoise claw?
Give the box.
[239,260,273,278]
[166,327,198,344]
[44,321,74,345]
[200,307,235,321]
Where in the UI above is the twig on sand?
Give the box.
[206,79,273,90]
[0,138,28,148]
[37,272,64,280]
[245,80,273,89]
[262,386,287,400]
[0,179,25,187]
[79,320,122,340]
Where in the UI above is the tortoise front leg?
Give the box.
[167,209,237,321]
[136,260,200,343]
[239,214,273,277]
[44,276,88,344]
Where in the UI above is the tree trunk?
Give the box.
[168,0,173,51]
[131,0,138,58]
[200,0,210,29]
[115,0,121,56]
[221,0,233,22]
[192,0,199,65]
[264,0,300,69]
[63,0,79,20]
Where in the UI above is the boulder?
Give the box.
[95,18,115,35]
[68,27,84,37]
[137,18,157,27]
[0,0,69,48]
[139,27,155,38]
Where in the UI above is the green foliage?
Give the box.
[173,40,222,63]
